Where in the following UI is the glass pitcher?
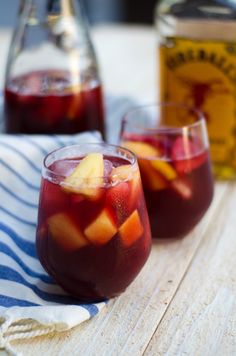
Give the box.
[4,0,105,136]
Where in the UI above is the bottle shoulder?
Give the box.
[156,0,236,20]
[155,0,236,41]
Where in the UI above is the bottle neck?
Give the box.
[47,0,76,17]
[19,0,79,23]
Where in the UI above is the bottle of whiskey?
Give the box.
[155,0,236,179]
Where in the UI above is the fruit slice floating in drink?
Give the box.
[119,209,144,247]
[121,132,213,238]
[48,213,88,251]
[62,152,104,200]
[122,138,194,198]
[84,208,117,245]
[172,136,207,174]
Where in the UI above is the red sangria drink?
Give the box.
[4,71,105,135]
[36,143,151,302]
[120,104,214,239]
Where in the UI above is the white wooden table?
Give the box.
[0,25,236,356]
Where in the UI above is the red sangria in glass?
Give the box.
[36,143,151,302]
[120,103,214,239]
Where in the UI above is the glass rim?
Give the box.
[42,142,138,185]
[122,102,206,134]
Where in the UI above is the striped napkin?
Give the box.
[0,132,107,354]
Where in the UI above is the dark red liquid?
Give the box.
[36,155,151,302]
[4,70,105,135]
[122,134,214,238]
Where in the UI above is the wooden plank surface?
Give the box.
[10,183,229,355]
[145,183,236,356]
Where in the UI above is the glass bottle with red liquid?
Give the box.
[4,0,105,136]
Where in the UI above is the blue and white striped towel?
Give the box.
[0,132,107,353]
[0,95,136,354]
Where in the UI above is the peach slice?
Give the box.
[139,159,168,191]
[122,141,170,191]
[48,213,88,250]
[151,160,177,181]
[122,141,159,158]
[119,209,144,247]
[84,209,117,245]
[62,152,104,200]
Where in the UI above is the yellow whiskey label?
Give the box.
[158,37,236,166]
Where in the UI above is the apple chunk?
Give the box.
[119,209,144,247]
[62,152,104,199]
[84,209,117,245]
[48,213,88,250]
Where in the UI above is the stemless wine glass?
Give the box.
[36,143,151,302]
[120,103,214,239]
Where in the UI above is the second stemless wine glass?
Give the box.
[36,143,151,302]
[120,103,214,239]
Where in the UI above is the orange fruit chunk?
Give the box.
[119,210,144,247]
[84,209,117,245]
[48,213,88,250]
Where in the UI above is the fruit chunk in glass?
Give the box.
[120,104,214,239]
[36,144,151,302]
